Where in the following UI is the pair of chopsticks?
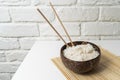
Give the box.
[37,2,74,47]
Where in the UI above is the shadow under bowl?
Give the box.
[60,41,101,74]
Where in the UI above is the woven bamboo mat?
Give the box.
[52,48,120,80]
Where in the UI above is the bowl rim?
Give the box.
[61,41,101,63]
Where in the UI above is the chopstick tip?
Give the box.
[37,8,39,11]
[49,1,53,5]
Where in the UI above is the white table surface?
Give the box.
[12,40,120,80]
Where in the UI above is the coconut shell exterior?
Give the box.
[60,41,101,74]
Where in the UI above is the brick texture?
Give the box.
[39,22,80,36]
[81,22,120,36]
[78,0,120,5]
[10,8,54,22]
[58,7,98,21]
[0,63,20,72]
[0,73,11,80]
[0,23,39,37]
[0,38,19,50]
[0,0,120,79]
[100,7,120,21]
[0,8,10,22]
[5,50,28,62]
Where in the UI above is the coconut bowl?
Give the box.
[60,41,101,74]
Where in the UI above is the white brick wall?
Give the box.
[81,22,120,36]
[0,8,10,22]
[0,0,120,79]
[0,23,39,37]
[58,7,99,21]
[77,0,97,5]
[100,7,120,21]
[0,0,30,6]
[19,38,38,50]
[50,0,77,6]
[39,22,80,36]
[32,0,77,6]
[0,38,19,50]
[77,0,120,5]
[10,8,54,22]
[0,51,6,62]
[0,73,11,80]
[5,50,28,62]
[0,63,20,72]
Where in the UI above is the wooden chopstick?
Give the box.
[49,2,74,46]
[37,8,68,46]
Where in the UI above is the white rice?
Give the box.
[64,44,99,61]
